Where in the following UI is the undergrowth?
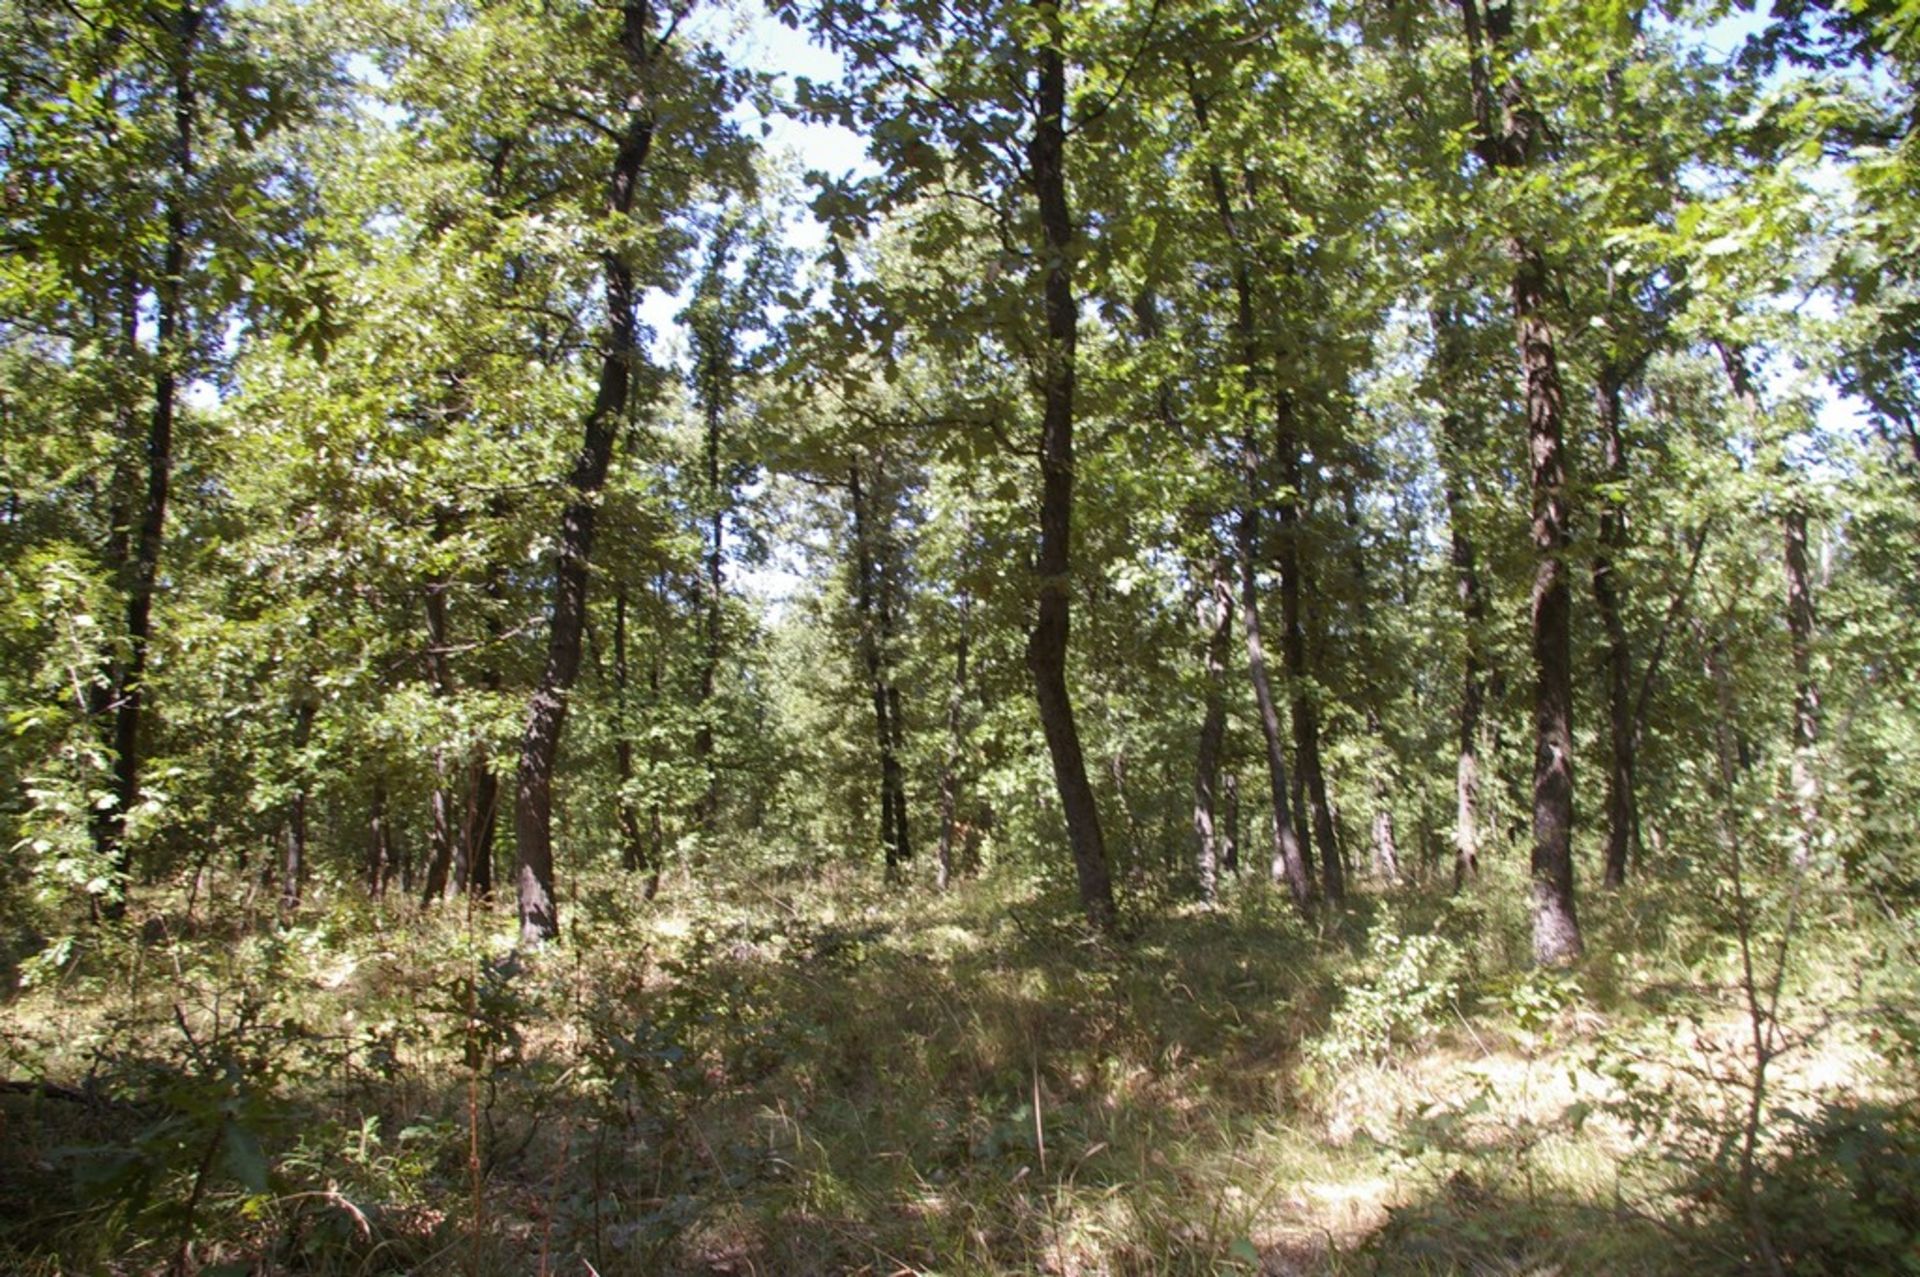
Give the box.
[1,850,1914,1274]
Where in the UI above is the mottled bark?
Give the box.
[366,779,393,900]
[514,0,657,944]
[1024,16,1115,929]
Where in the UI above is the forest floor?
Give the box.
[1,854,1913,1275]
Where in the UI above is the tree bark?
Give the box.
[366,779,392,900]
[513,0,656,944]
[1192,558,1234,904]
[1024,14,1115,929]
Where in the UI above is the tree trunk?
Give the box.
[695,379,723,833]
[1433,310,1487,890]
[849,460,910,870]
[1459,0,1582,963]
[1239,482,1311,912]
[1024,17,1115,929]
[1590,367,1637,888]
[281,696,314,912]
[612,588,656,893]
[420,572,459,903]
[1717,343,1820,868]
[1222,771,1240,875]
[936,589,972,891]
[513,0,656,944]
[1276,411,1343,904]
[97,5,201,917]
[1192,558,1234,904]
[366,779,392,900]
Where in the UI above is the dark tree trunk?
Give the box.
[1238,481,1311,912]
[97,5,200,918]
[1276,412,1343,904]
[1221,770,1240,875]
[1192,558,1234,904]
[513,0,656,944]
[1024,19,1115,929]
[935,589,972,891]
[1459,0,1582,964]
[1590,367,1637,888]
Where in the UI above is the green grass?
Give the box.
[1,851,1913,1274]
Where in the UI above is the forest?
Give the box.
[2,0,1919,1270]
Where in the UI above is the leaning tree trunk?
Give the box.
[1459,0,1582,964]
[513,0,656,944]
[1024,16,1115,929]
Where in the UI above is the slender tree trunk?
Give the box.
[1433,311,1487,890]
[281,696,314,912]
[1276,411,1343,904]
[1025,18,1114,929]
[1590,367,1637,888]
[1239,482,1311,911]
[367,779,391,900]
[695,387,723,832]
[849,460,909,869]
[935,589,972,891]
[612,588,655,890]
[1459,0,1582,963]
[513,0,656,944]
[98,5,200,917]
[1221,770,1240,875]
[1192,559,1234,904]
[421,572,459,903]
[1717,343,1821,868]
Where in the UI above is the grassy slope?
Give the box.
[0,854,1912,1275]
